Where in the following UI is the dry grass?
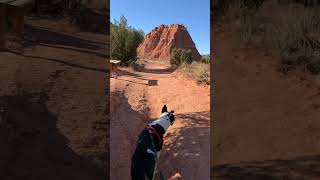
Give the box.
[264,5,320,74]
[222,1,247,23]
[217,0,320,74]
[81,0,107,9]
[180,62,210,85]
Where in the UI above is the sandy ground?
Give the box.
[0,17,108,179]
[110,60,210,180]
[212,27,320,179]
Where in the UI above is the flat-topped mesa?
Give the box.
[137,24,201,61]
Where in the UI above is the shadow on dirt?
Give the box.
[159,111,210,179]
[134,64,176,75]
[8,50,108,73]
[113,69,155,85]
[0,92,106,180]
[115,69,144,78]
[65,8,109,34]
[114,78,149,86]
[22,24,108,58]
[176,111,210,127]
[212,154,320,180]
[110,90,150,139]
[24,25,104,49]
[38,43,109,59]
[110,90,151,179]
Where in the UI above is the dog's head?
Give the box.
[150,105,175,132]
[160,105,175,125]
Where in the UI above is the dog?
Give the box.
[131,105,175,180]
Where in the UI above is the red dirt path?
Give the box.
[110,60,210,180]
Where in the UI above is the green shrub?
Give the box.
[170,48,193,67]
[111,16,144,66]
[170,48,181,66]
[201,55,210,64]
[181,49,193,64]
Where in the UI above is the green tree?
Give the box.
[111,16,144,66]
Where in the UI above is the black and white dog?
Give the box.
[131,105,175,180]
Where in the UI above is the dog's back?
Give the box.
[131,128,157,180]
[131,105,175,180]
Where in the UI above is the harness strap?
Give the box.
[146,126,159,180]
[146,125,163,145]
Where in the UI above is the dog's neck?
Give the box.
[150,113,171,132]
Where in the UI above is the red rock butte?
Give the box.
[137,24,202,61]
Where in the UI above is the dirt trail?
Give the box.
[110,60,210,180]
[212,29,320,179]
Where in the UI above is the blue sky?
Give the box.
[111,0,210,55]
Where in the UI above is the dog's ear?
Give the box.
[169,113,175,124]
[161,105,168,113]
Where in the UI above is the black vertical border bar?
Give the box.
[210,0,214,179]
[106,0,111,179]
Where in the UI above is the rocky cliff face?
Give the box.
[137,24,202,61]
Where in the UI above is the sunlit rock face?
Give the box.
[137,24,201,61]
